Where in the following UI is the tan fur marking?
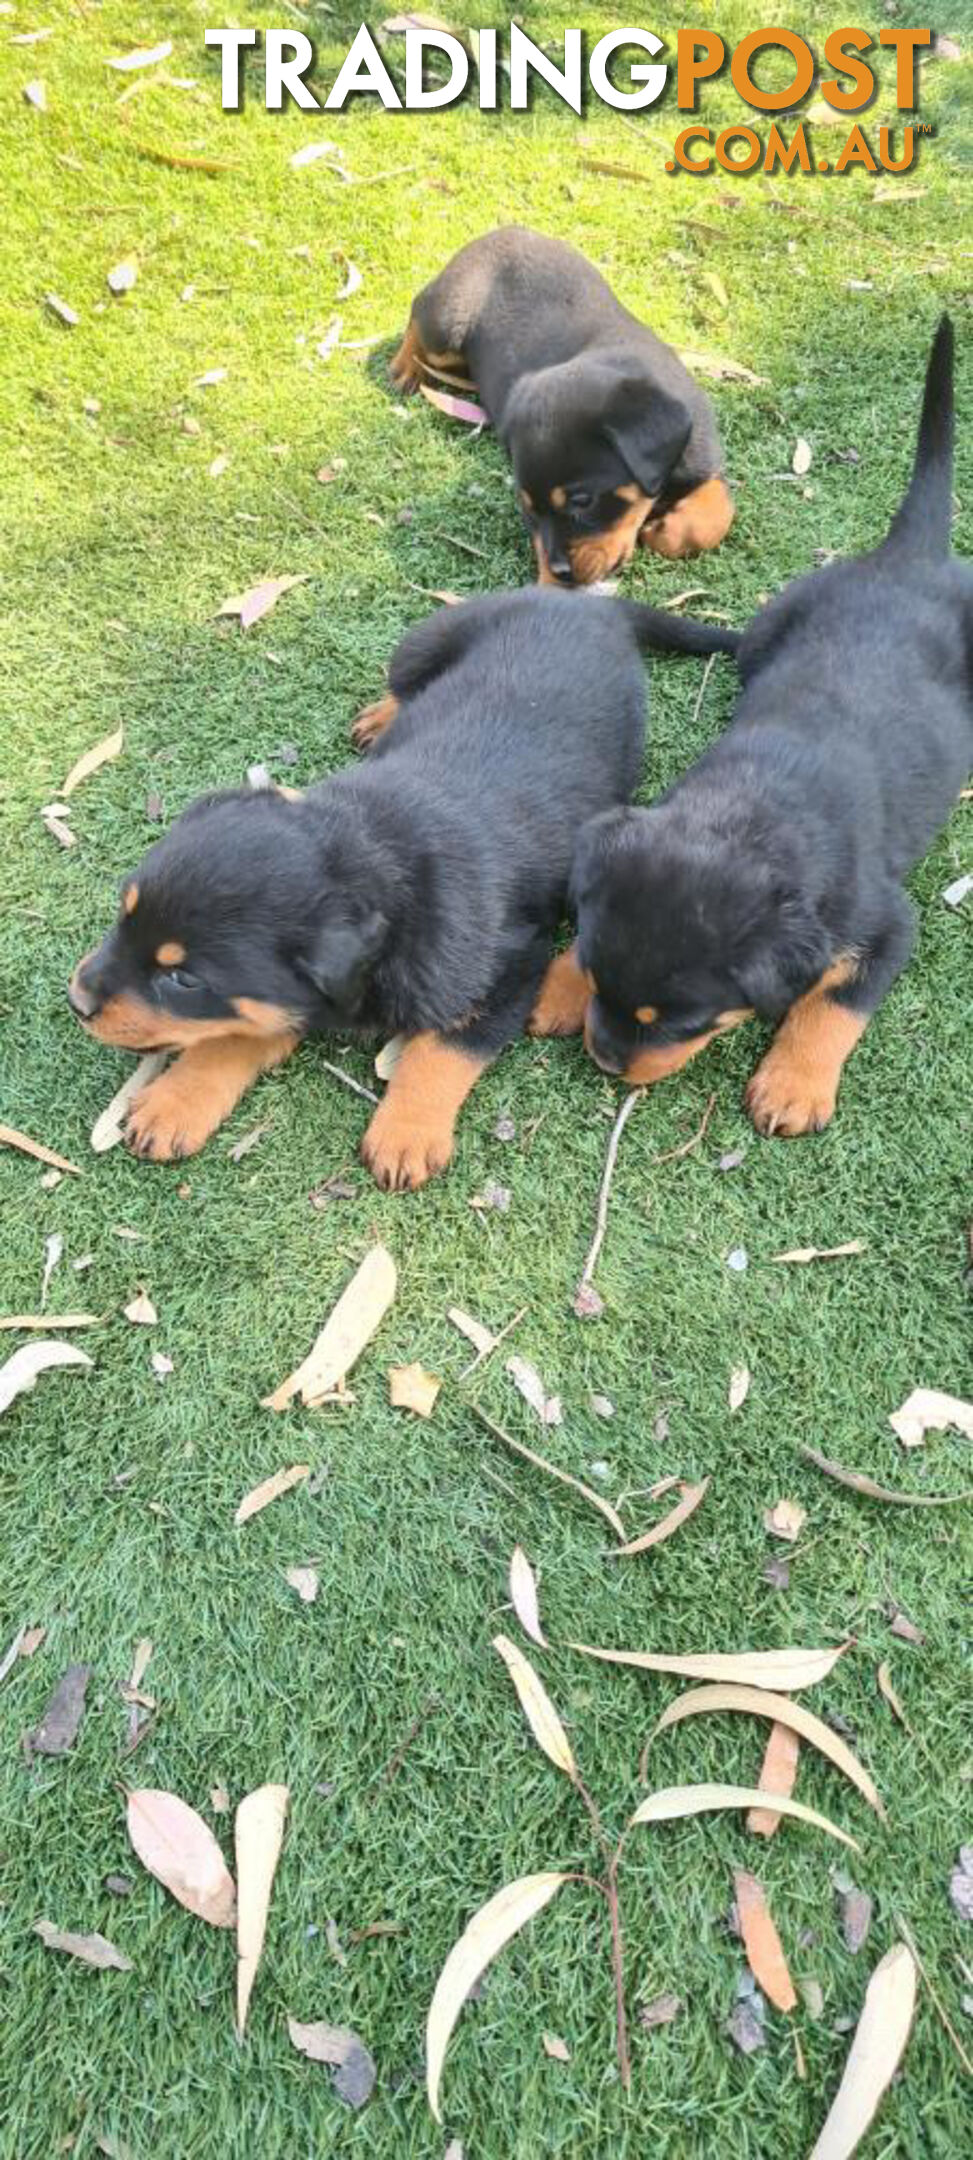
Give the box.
[275,783,303,802]
[389,317,425,394]
[550,484,567,510]
[745,955,865,1138]
[361,1032,487,1191]
[125,1031,298,1162]
[81,993,299,1052]
[122,884,139,916]
[635,1003,658,1026]
[616,482,642,504]
[155,940,186,969]
[641,474,735,561]
[568,491,654,586]
[528,948,592,1038]
[616,1029,719,1086]
[352,692,399,751]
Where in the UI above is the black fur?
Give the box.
[400,225,727,582]
[574,317,973,1123]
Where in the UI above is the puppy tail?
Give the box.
[880,313,954,562]
[621,602,740,660]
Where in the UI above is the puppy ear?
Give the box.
[604,382,693,498]
[735,892,832,1019]
[297,908,387,1010]
[569,807,638,912]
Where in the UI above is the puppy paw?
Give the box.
[361,1098,454,1191]
[641,476,735,560]
[352,694,398,751]
[745,1053,838,1139]
[527,949,590,1038]
[125,1073,222,1161]
[389,333,422,394]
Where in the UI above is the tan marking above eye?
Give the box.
[616,482,643,504]
[550,484,567,510]
[156,940,187,969]
[122,883,139,916]
[635,1003,658,1025]
[715,1006,755,1029]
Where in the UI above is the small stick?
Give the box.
[649,1092,716,1166]
[577,1090,642,1293]
[689,652,717,731]
[318,1059,379,1106]
[459,1304,527,1381]
[378,1697,441,1784]
[895,1912,973,2079]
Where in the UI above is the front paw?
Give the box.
[527,950,590,1038]
[361,1098,454,1191]
[125,1074,221,1161]
[745,1053,838,1139]
[352,694,398,751]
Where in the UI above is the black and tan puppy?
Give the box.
[68,592,737,1188]
[533,317,972,1138]
[392,225,734,584]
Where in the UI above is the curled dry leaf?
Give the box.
[334,252,362,300]
[748,1721,801,1837]
[677,348,768,387]
[419,383,490,427]
[771,1240,864,1264]
[876,1661,911,1734]
[807,1943,916,2160]
[573,1641,849,1693]
[91,1053,169,1152]
[799,1444,973,1507]
[126,1789,236,1927]
[729,1366,750,1412]
[30,1663,91,1755]
[235,1463,310,1525]
[0,1123,81,1175]
[41,804,76,847]
[448,1307,496,1359]
[0,1339,92,1417]
[0,1311,98,1333]
[263,1245,396,1410]
[631,1783,859,1851]
[506,1354,561,1427]
[888,1387,973,1450]
[389,1363,441,1419]
[542,2030,570,2061]
[652,1682,883,1816]
[217,575,309,630]
[492,1634,575,1781]
[34,1918,131,1971]
[426,1872,567,2122]
[764,1497,806,1543]
[285,1565,319,1604]
[235,1783,289,2038]
[614,1477,710,1559]
[124,1290,157,1327]
[473,1407,626,1541]
[733,1869,797,2012]
[509,1546,546,1648]
[640,1991,681,2029]
[287,2018,376,2108]
[792,438,813,476]
[106,42,173,71]
[61,724,125,799]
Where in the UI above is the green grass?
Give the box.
[2,3,972,2154]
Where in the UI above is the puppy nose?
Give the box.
[68,970,100,1020]
[551,560,574,585]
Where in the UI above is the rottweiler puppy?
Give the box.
[391,225,734,585]
[532,317,972,1138]
[68,591,738,1188]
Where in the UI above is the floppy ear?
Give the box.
[734,892,832,1019]
[569,807,639,913]
[297,908,387,1011]
[604,381,693,498]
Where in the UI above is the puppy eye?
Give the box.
[159,964,198,991]
[569,488,593,513]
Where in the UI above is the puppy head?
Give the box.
[572,806,830,1083]
[68,787,391,1051]
[504,358,692,585]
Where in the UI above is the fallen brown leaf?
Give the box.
[419,383,489,426]
[23,78,47,109]
[771,1241,865,1265]
[287,2017,376,2107]
[263,1245,396,1410]
[228,1121,270,1163]
[733,1869,797,2012]
[807,1943,915,2158]
[472,1406,626,1541]
[426,1873,567,2121]
[542,2030,570,2061]
[217,575,308,630]
[124,1290,157,1327]
[653,1684,882,1817]
[40,802,76,847]
[728,1976,767,2053]
[702,269,729,310]
[633,1782,858,1849]
[799,1443,972,1506]
[34,1918,132,1971]
[888,1387,973,1449]
[374,1033,404,1081]
[509,1546,546,1648]
[0,1339,93,1417]
[677,348,768,387]
[506,1354,561,1426]
[127,1788,236,1927]
[137,142,239,173]
[639,1991,681,2029]
[236,1783,289,2037]
[106,42,173,71]
[493,1634,576,1782]
[0,1313,98,1331]
[889,1608,924,1646]
[448,1306,496,1359]
[91,1053,169,1152]
[765,1497,806,1543]
[20,1626,46,1658]
[211,1785,230,1814]
[107,257,138,296]
[389,1362,441,1418]
[0,1124,82,1175]
[840,1886,873,1955]
[29,1662,91,1755]
[285,1565,319,1604]
[873,182,926,204]
[729,1366,751,1412]
[876,1661,912,1734]
[61,724,125,799]
[235,1463,310,1526]
[949,1848,973,1923]
[44,293,79,327]
[289,140,340,170]
[334,251,362,299]
[749,1721,801,1836]
[575,1641,849,1691]
[792,438,813,476]
[615,1478,710,1559]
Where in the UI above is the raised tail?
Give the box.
[880,314,954,562]
[620,600,740,660]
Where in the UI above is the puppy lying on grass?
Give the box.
[69,590,737,1189]
[533,317,972,1139]
[392,225,734,585]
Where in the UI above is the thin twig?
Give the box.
[607,1855,631,2090]
[895,1912,973,2079]
[689,652,717,731]
[470,1405,626,1542]
[378,1697,441,1784]
[578,1090,642,1291]
[318,1059,379,1106]
[459,1304,527,1381]
[648,1091,717,1167]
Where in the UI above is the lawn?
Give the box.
[1,3,971,2155]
